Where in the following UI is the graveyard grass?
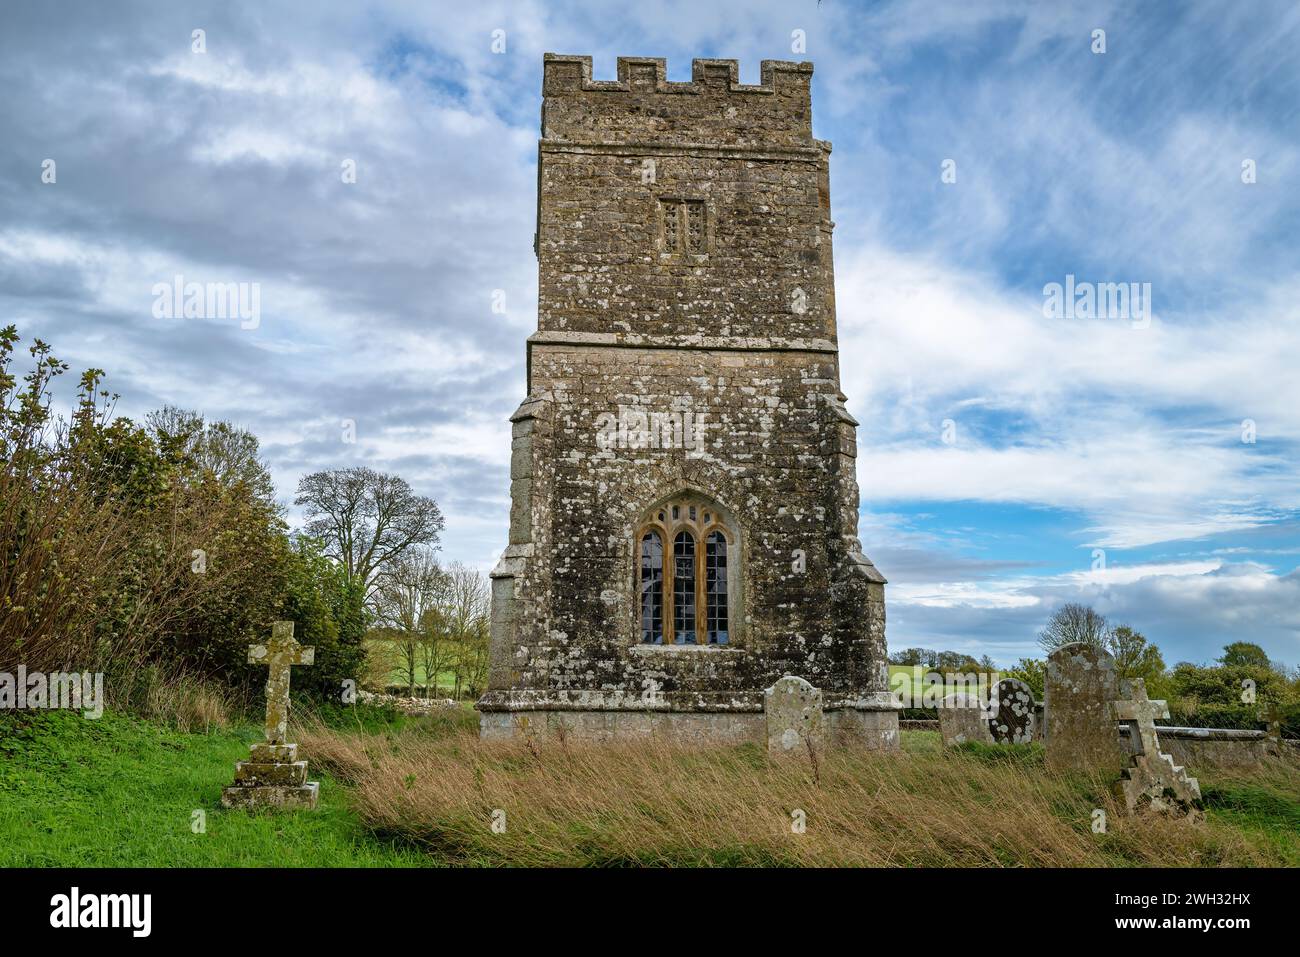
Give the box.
[0,708,435,867]
[3,704,1297,867]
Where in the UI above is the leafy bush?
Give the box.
[0,327,368,712]
[1170,662,1293,707]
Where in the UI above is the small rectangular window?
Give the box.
[662,201,679,251]
[660,199,706,255]
[685,201,705,252]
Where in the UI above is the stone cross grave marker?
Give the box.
[221,620,319,810]
[988,677,1035,744]
[1113,678,1167,756]
[765,675,824,753]
[1113,678,1201,816]
[250,619,315,745]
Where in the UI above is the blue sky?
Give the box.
[2,0,1298,668]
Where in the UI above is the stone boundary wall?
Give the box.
[1120,724,1297,768]
[358,690,457,716]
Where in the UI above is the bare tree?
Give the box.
[294,467,444,595]
[1037,602,1109,653]
[368,624,417,695]
[441,563,489,698]
[455,613,491,699]
[417,600,454,699]
[372,548,446,695]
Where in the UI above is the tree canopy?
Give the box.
[295,466,444,595]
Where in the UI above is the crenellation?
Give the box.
[542,53,812,100]
[542,54,815,151]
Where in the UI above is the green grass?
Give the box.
[3,709,1296,867]
[1196,775,1300,860]
[0,709,433,867]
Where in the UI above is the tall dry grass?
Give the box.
[136,668,238,733]
[298,723,1295,867]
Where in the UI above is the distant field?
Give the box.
[887,664,992,703]
[366,639,456,693]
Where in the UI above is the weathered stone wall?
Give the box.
[480,54,894,740]
[1119,726,1282,769]
[536,149,833,341]
[537,56,833,343]
[481,705,899,750]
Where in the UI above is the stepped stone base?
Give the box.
[221,741,318,809]
[250,742,300,762]
[1117,751,1201,818]
[234,759,308,787]
[222,781,319,809]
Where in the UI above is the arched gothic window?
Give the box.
[636,495,736,645]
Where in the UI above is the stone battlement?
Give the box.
[542,54,816,148]
[543,54,812,96]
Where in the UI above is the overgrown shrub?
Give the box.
[0,327,369,715]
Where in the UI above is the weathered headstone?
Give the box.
[222,621,319,809]
[938,692,993,746]
[765,675,824,753]
[988,678,1035,744]
[1044,642,1124,773]
[1114,679,1201,816]
[1261,701,1285,753]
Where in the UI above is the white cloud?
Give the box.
[837,242,1300,548]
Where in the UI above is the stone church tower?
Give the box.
[477,54,898,748]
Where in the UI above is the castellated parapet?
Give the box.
[542,55,815,147]
[478,55,899,749]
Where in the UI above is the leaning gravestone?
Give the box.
[938,692,993,746]
[1114,679,1201,816]
[1044,642,1124,773]
[764,675,824,753]
[222,621,320,809]
[988,678,1035,744]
